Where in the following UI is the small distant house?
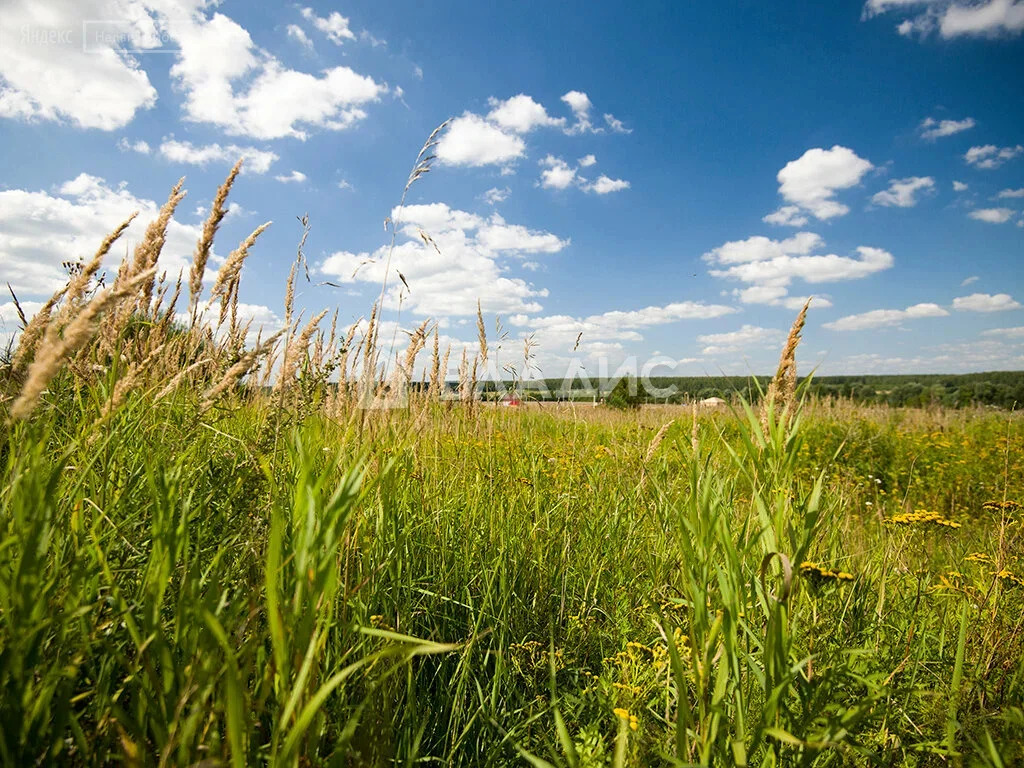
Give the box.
[500,392,522,407]
[699,396,727,408]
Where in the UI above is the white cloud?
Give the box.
[166,9,385,139]
[969,207,1015,223]
[871,176,935,207]
[561,90,594,134]
[0,173,210,298]
[578,154,597,167]
[981,326,1024,338]
[117,137,152,155]
[697,325,784,356]
[867,0,1024,39]
[919,116,975,139]
[953,180,968,191]
[998,187,1024,198]
[965,144,1023,169]
[482,186,511,205]
[300,7,356,45]
[287,24,314,49]
[940,0,1024,37]
[953,293,1022,312]
[704,232,894,307]
[585,175,630,195]
[961,275,979,286]
[604,114,631,133]
[159,139,278,174]
[436,113,526,168]
[486,94,565,133]
[823,302,949,331]
[539,155,578,190]
[763,206,810,227]
[775,145,874,220]
[337,179,353,191]
[274,170,307,183]
[0,0,160,130]
[319,204,567,316]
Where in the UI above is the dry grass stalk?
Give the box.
[278,309,328,391]
[428,328,441,398]
[458,348,470,404]
[10,268,157,420]
[284,260,298,331]
[189,160,242,319]
[130,180,185,310]
[760,298,811,434]
[211,221,271,326]
[645,419,674,464]
[476,300,488,364]
[203,329,285,410]
[691,400,699,452]
[154,357,212,402]
[57,213,138,329]
[10,288,67,373]
[440,344,451,398]
[93,343,166,427]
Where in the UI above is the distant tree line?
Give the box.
[514,371,1024,409]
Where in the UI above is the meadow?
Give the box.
[1,162,1022,767]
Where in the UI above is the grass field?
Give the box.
[1,166,1022,766]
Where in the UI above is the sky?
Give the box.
[1,0,1023,380]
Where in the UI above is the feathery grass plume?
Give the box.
[56,213,138,328]
[428,328,441,398]
[377,319,430,408]
[92,343,166,428]
[476,300,488,364]
[10,267,157,421]
[189,159,242,319]
[334,320,359,404]
[458,348,470,404]
[130,179,185,310]
[356,302,379,406]
[691,399,699,452]
[6,284,27,329]
[153,357,212,402]
[645,419,674,464]
[760,297,811,434]
[440,343,451,399]
[277,309,327,391]
[202,329,285,410]
[469,356,479,405]
[9,287,66,373]
[284,259,298,331]
[210,221,272,326]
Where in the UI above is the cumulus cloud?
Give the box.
[585,175,630,195]
[300,7,356,45]
[482,187,511,205]
[697,325,785,356]
[539,155,578,190]
[965,144,1023,169]
[866,0,1024,39]
[969,207,1015,223]
[773,145,874,220]
[823,302,949,331]
[919,116,975,139]
[998,187,1024,198]
[118,138,152,155]
[953,293,1022,312]
[604,114,631,133]
[287,24,314,49]
[274,170,307,183]
[704,232,894,307]
[578,154,597,167]
[159,139,278,174]
[561,90,594,133]
[953,180,969,192]
[762,206,810,227]
[436,113,526,168]
[0,0,160,130]
[486,94,565,133]
[319,203,567,316]
[0,173,210,297]
[871,176,935,207]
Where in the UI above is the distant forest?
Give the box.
[490,371,1024,409]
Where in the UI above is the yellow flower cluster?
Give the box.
[799,561,855,582]
[885,509,961,528]
[983,500,1021,512]
[613,707,639,731]
[995,569,1023,588]
[965,552,992,564]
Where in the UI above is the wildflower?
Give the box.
[885,509,961,529]
[613,708,639,731]
[800,561,855,584]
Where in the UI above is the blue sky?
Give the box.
[1,0,1023,378]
